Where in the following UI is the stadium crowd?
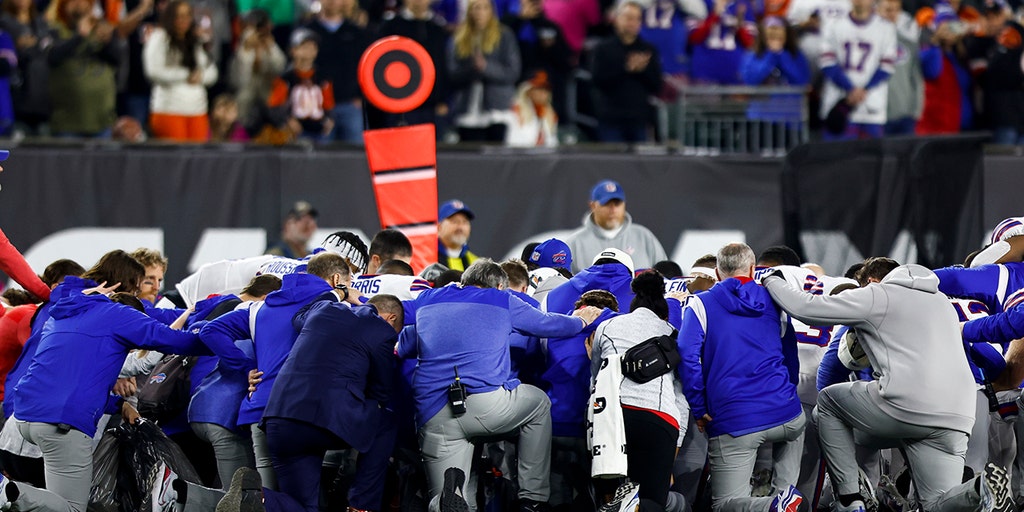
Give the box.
[0,178,1021,512]
[0,0,1021,145]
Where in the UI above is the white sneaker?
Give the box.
[599,481,640,512]
[833,499,865,512]
[150,462,179,512]
[981,463,1016,512]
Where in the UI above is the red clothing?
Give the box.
[0,304,36,400]
[0,228,49,301]
[917,52,963,134]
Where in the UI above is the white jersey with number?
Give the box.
[786,0,850,68]
[819,13,897,125]
[174,255,278,308]
[351,274,432,301]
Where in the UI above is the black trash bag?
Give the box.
[88,420,202,512]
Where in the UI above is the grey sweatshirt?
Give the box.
[763,264,976,434]
[565,212,668,274]
[590,307,688,445]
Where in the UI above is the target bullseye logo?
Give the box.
[359,36,436,114]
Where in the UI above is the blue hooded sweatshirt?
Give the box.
[4,276,95,419]
[935,262,1024,314]
[188,295,254,431]
[543,307,619,437]
[199,272,331,427]
[13,292,207,436]
[678,277,801,438]
[541,263,632,437]
[398,285,586,429]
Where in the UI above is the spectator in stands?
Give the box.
[974,0,1023,144]
[642,0,707,89]
[740,16,808,153]
[819,0,896,139]
[143,0,218,142]
[565,179,668,273]
[501,0,572,119]
[116,0,159,132]
[397,259,601,510]
[48,0,122,138]
[917,4,974,134]
[785,0,848,76]
[266,201,318,259]
[238,0,298,54]
[741,17,809,86]
[266,29,336,143]
[1,0,55,136]
[190,0,232,82]
[229,9,286,135]
[688,0,757,84]
[0,30,18,137]
[303,0,370,144]
[879,0,923,135]
[209,93,249,142]
[437,199,478,271]
[592,0,662,143]
[507,70,559,147]
[448,0,521,142]
[375,0,451,133]
[543,0,601,57]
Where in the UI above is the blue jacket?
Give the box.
[935,263,1024,314]
[264,301,397,452]
[509,290,543,382]
[817,325,873,391]
[199,272,332,427]
[13,292,207,436]
[398,285,586,429]
[545,263,634,315]
[543,307,618,437]
[678,277,801,438]
[4,276,94,419]
[186,295,251,430]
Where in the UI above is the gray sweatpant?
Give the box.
[12,421,93,512]
[419,385,552,503]
[708,412,806,512]
[816,381,979,512]
[249,423,277,490]
[191,422,254,491]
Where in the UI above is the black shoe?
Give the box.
[216,467,265,512]
[981,463,1016,512]
[440,467,469,512]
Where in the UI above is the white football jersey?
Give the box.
[819,13,897,125]
[174,255,278,308]
[351,274,432,301]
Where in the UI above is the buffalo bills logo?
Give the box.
[593,397,606,414]
[551,251,567,264]
[149,373,167,384]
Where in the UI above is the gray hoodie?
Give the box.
[763,264,976,434]
[565,212,667,274]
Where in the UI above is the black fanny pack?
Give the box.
[620,330,680,384]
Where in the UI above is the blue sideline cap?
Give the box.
[529,238,572,269]
[439,199,474,221]
[0,150,10,161]
[591,180,625,205]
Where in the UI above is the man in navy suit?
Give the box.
[258,294,403,512]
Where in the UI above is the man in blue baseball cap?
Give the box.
[437,199,479,271]
[528,238,573,271]
[565,179,667,273]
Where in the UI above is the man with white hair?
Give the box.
[679,242,806,512]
